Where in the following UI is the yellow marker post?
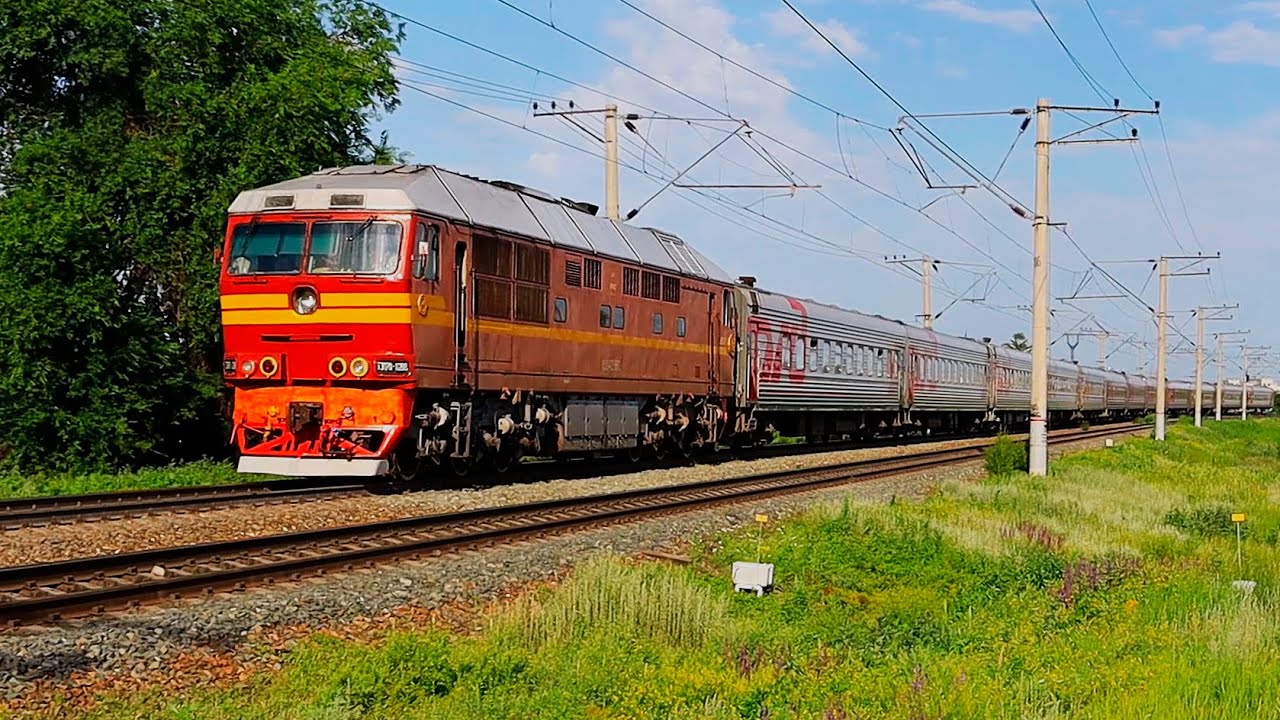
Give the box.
[755,513,769,562]
[1232,513,1246,572]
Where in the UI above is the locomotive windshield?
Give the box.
[225,220,404,276]
[308,221,403,275]
[227,222,305,275]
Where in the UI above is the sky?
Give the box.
[371,0,1280,383]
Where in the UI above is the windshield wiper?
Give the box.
[344,218,375,243]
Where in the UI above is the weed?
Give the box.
[984,433,1028,476]
[1165,505,1241,539]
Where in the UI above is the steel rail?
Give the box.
[0,479,375,529]
[0,424,1141,626]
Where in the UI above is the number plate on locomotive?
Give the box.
[376,359,412,376]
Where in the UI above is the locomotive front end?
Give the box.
[220,183,433,477]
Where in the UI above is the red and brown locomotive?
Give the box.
[220,164,741,478]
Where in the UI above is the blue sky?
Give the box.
[372,0,1280,382]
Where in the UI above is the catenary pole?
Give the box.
[604,104,619,220]
[1029,98,1051,476]
[1155,258,1169,441]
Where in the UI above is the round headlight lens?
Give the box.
[240,359,256,376]
[350,357,369,378]
[260,356,279,377]
[328,357,347,378]
[292,287,318,315]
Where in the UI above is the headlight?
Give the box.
[240,359,256,376]
[350,357,369,378]
[292,286,318,315]
[328,357,347,378]
[260,356,279,378]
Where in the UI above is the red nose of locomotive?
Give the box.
[220,212,421,477]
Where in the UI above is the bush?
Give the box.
[984,434,1028,476]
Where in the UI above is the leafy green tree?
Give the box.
[0,0,402,471]
[1003,332,1031,352]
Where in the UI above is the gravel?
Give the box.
[0,434,1014,567]
[0,432,1137,710]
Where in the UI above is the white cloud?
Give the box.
[1241,1,1280,17]
[526,151,562,179]
[1153,24,1206,48]
[1154,20,1280,67]
[763,7,873,59]
[1207,21,1280,66]
[918,0,1042,33]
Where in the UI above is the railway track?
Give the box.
[0,420,1147,529]
[0,478,379,530]
[0,423,1141,626]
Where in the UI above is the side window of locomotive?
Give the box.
[652,312,663,335]
[599,304,611,328]
[412,223,440,281]
[612,306,625,329]
[554,297,568,323]
[228,222,305,275]
[310,220,403,275]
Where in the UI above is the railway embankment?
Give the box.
[8,420,1277,717]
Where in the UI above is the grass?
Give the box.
[57,419,1280,719]
[0,460,262,499]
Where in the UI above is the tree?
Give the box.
[1004,332,1031,352]
[0,0,402,471]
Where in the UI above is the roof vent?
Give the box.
[264,194,294,209]
[560,197,598,216]
[738,275,756,287]
[330,193,365,207]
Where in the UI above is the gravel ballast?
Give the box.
[0,432,1139,709]
[2,434,1021,567]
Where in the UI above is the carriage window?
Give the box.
[652,312,663,335]
[613,306,625,329]
[781,333,790,369]
[599,304,611,328]
[623,267,640,296]
[677,316,687,338]
[228,221,306,275]
[554,297,568,323]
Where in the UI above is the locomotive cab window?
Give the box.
[228,221,305,275]
[309,220,403,275]
[652,312,663,334]
[612,306,625,329]
[676,316,686,338]
[599,305,611,328]
[554,297,568,323]
[412,223,440,281]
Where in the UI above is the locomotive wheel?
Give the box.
[449,456,471,478]
[389,442,423,485]
[491,447,521,473]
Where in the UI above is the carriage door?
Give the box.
[453,241,468,388]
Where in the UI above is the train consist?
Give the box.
[219,164,1273,478]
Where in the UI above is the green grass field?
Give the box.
[0,461,252,499]
[68,419,1280,718]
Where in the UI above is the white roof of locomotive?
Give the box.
[228,164,732,283]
